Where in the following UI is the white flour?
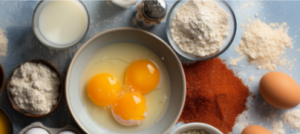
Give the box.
[235,19,292,70]
[0,28,8,56]
[281,109,300,129]
[272,120,285,134]
[9,62,60,115]
[171,0,229,57]
[229,56,244,66]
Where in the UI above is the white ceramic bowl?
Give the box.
[32,0,89,49]
[170,123,223,134]
[166,0,237,61]
[66,28,186,134]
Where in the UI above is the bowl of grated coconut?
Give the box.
[166,0,237,61]
[6,60,63,117]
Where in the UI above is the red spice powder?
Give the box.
[179,58,249,134]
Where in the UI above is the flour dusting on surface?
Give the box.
[281,109,300,129]
[235,19,292,71]
[230,56,244,66]
[0,28,8,56]
[272,120,285,134]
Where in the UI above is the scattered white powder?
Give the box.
[249,76,254,81]
[0,28,8,56]
[247,18,251,22]
[235,19,292,71]
[9,62,60,115]
[270,23,279,27]
[281,109,300,129]
[229,56,244,66]
[171,0,229,57]
[272,121,285,134]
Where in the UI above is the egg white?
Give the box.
[111,110,147,126]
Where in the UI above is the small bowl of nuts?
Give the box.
[170,123,222,134]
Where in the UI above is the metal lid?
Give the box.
[142,0,167,21]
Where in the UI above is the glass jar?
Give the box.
[136,0,167,27]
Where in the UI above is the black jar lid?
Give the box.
[142,0,167,21]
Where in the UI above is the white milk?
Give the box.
[39,0,88,45]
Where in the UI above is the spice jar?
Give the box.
[136,0,167,27]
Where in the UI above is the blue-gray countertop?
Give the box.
[1,0,300,134]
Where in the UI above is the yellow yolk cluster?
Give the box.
[125,60,160,95]
[112,93,147,126]
[87,73,120,107]
[87,60,160,126]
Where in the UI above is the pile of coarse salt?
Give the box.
[235,19,292,71]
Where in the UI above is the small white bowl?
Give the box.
[170,123,223,134]
[32,0,89,49]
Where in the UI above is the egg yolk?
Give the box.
[125,60,160,95]
[112,93,147,121]
[87,73,121,107]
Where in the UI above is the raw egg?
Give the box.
[112,93,147,126]
[126,60,160,95]
[259,71,300,109]
[81,43,170,132]
[87,73,121,107]
[241,125,272,134]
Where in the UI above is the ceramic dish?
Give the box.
[0,63,4,92]
[7,60,64,117]
[66,28,186,134]
[32,0,89,49]
[166,0,237,61]
[19,122,81,134]
[0,108,13,134]
[170,123,223,134]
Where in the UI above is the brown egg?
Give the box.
[259,71,300,109]
[241,125,272,134]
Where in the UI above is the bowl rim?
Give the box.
[166,0,237,61]
[65,27,186,134]
[6,59,64,117]
[32,0,90,49]
[0,108,14,133]
[170,123,223,134]
[0,63,4,92]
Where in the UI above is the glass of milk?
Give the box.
[33,0,89,49]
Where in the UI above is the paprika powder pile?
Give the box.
[179,58,249,134]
